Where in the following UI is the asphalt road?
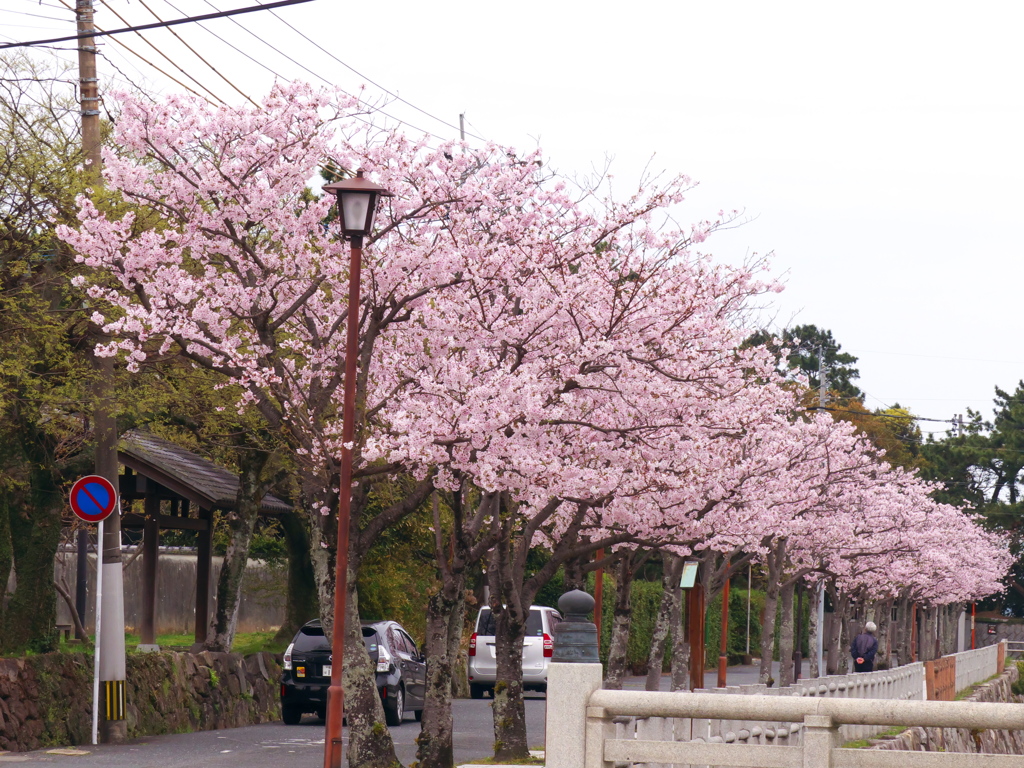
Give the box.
[2,667,782,767]
[2,694,547,768]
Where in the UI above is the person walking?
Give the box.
[851,621,878,672]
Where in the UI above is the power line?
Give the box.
[0,0,316,50]
[52,0,216,103]
[808,406,952,425]
[197,0,445,142]
[117,0,257,106]
[92,0,226,104]
[263,4,486,142]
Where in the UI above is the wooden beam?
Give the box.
[140,496,160,646]
[121,513,209,531]
[194,515,213,646]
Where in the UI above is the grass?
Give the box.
[842,725,909,749]
[954,672,1000,701]
[461,757,544,766]
[54,630,287,656]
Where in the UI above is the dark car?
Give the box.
[280,619,426,726]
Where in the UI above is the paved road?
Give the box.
[3,694,547,768]
[2,667,782,767]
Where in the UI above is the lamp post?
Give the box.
[321,170,393,768]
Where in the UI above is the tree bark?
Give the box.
[758,541,785,685]
[668,561,689,691]
[206,448,274,652]
[491,602,529,761]
[808,583,821,678]
[0,464,62,653]
[777,580,795,687]
[645,554,681,691]
[415,572,465,768]
[604,554,635,689]
[272,510,318,644]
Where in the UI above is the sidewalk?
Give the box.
[620,660,782,690]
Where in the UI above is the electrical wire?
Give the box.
[263,4,485,142]
[196,0,450,143]
[125,0,258,106]
[0,8,67,21]
[52,0,216,104]
[90,0,226,104]
[0,0,316,49]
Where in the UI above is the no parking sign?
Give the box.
[69,475,118,523]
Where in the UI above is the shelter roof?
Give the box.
[119,429,290,514]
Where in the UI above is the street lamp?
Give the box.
[321,170,393,768]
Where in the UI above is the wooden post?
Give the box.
[717,575,730,688]
[910,603,918,663]
[140,496,159,647]
[194,505,212,645]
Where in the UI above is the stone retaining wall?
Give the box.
[0,650,281,752]
[869,662,1024,755]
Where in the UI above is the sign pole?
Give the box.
[92,516,104,746]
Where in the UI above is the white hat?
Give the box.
[865,621,877,633]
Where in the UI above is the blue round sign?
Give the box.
[69,475,118,522]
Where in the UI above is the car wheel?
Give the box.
[282,704,302,725]
[384,686,404,726]
[470,683,486,700]
[414,707,423,722]
[537,684,547,694]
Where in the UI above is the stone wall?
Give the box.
[869,662,1024,755]
[0,650,281,752]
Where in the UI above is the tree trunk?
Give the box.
[876,599,892,669]
[825,587,846,675]
[808,583,821,678]
[272,510,318,644]
[605,555,634,689]
[492,605,529,762]
[645,554,681,691]
[668,567,689,691]
[206,449,272,652]
[758,542,785,685]
[0,492,12,628]
[343,562,399,768]
[0,465,62,653]
[777,581,795,687]
[416,571,466,768]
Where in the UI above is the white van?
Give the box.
[467,605,562,699]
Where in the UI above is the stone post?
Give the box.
[546,589,604,768]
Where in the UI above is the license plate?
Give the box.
[323,664,332,677]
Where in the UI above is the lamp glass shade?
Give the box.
[340,190,373,236]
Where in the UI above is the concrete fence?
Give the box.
[582,689,1024,768]
[547,642,1012,768]
[957,644,1003,694]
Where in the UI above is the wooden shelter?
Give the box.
[117,430,289,648]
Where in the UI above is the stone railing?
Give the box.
[956,644,1001,693]
[690,662,925,744]
[583,689,1024,768]
[547,640,1011,768]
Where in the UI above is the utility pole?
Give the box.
[76,0,127,743]
[814,344,827,677]
[459,112,465,141]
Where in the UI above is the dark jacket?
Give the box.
[850,632,878,661]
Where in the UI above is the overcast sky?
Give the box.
[7,0,1023,436]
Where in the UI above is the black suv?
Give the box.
[280,619,426,726]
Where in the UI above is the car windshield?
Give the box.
[293,623,330,653]
[476,608,546,637]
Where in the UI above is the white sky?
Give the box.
[7,0,1024,436]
